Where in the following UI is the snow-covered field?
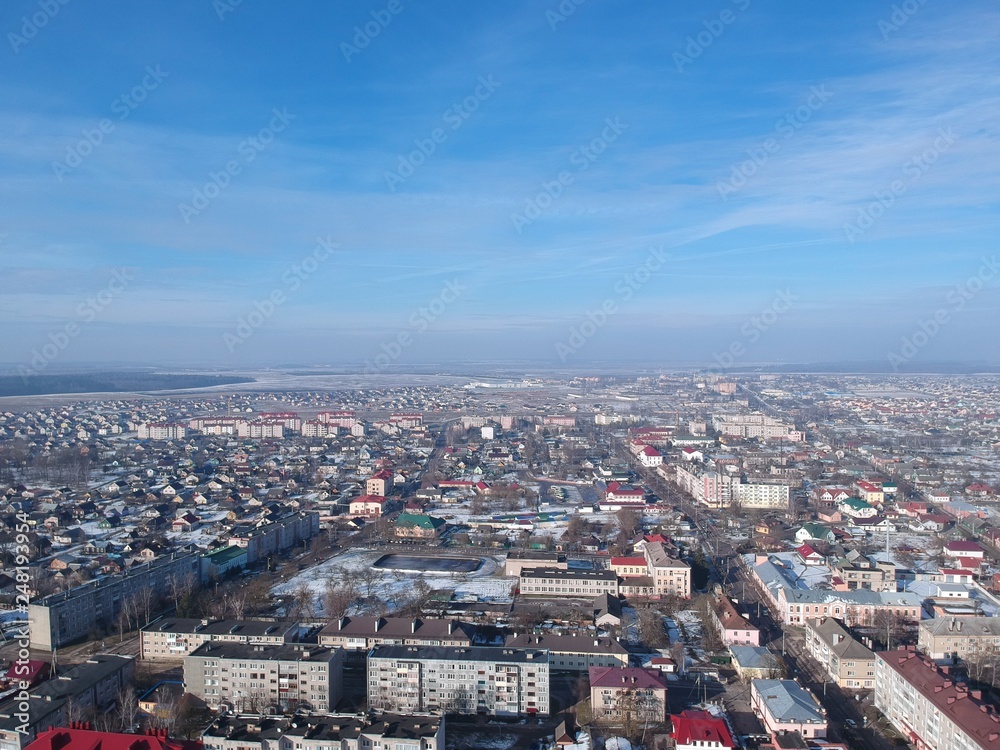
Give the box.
[273,548,512,615]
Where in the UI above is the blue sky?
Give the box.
[2,0,999,371]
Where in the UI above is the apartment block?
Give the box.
[805,617,876,690]
[317,617,475,651]
[28,551,201,651]
[736,482,790,510]
[202,713,443,750]
[183,642,344,712]
[223,511,320,565]
[0,656,134,750]
[918,616,1000,661]
[644,542,692,599]
[519,568,619,598]
[140,618,299,661]
[875,648,1000,750]
[367,645,549,716]
[505,633,629,671]
[589,666,668,725]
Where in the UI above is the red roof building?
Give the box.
[670,709,735,750]
[26,727,200,750]
[875,648,1000,750]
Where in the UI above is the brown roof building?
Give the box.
[875,647,1000,750]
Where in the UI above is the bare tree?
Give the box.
[323,575,358,620]
[115,684,141,732]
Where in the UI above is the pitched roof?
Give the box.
[588,666,667,690]
[670,710,735,749]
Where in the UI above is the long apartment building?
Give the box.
[674,464,790,510]
[140,618,299,661]
[224,511,320,565]
[0,656,133,750]
[918,616,1000,661]
[875,648,1000,750]
[317,617,475,651]
[505,633,629,671]
[202,713,443,750]
[805,617,876,690]
[367,645,549,716]
[183,642,344,713]
[711,413,804,441]
[28,551,201,650]
[519,568,619,598]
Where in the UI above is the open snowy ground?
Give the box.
[272,547,512,615]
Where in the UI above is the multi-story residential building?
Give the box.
[674,464,738,508]
[0,656,134,750]
[504,551,566,577]
[140,618,299,661]
[505,633,629,671]
[589,667,668,725]
[805,617,876,690]
[202,713,444,750]
[712,595,760,646]
[183,642,344,712]
[736,482,790,510]
[317,617,475,651]
[918,616,1000,661]
[875,647,1000,750]
[750,679,827,739]
[366,469,394,497]
[519,568,619,598]
[367,646,549,716]
[224,511,320,565]
[136,422,187,440]
[25,727,190,750]
[28,551,201,650]
[711,414,803,441]
[644,542,692,599]
[638,446,663,468]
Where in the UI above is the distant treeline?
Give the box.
[0,372,254,397]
